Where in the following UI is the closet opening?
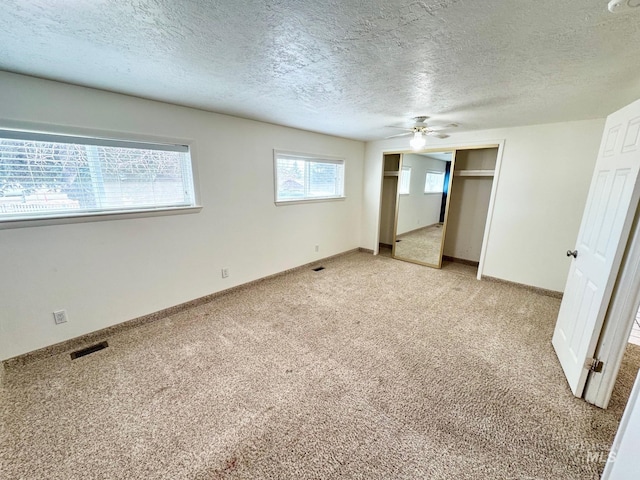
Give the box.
[377,144,502,277]
[442,147,498,275]
[378,154,401,257]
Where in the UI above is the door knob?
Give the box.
[567,250,578,258]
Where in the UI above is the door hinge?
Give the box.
[586,358,604,373]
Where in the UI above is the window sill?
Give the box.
[0,205,203,229]
[275,196,346,206]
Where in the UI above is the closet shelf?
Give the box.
[455,169,495,177]
[384,171,400,177]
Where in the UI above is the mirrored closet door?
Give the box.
[392,150,455,268]
[379,145,499,271]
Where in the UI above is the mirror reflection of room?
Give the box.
[394,151,452,266]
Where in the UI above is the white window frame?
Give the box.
[424,170,446,194]
[399,166,411,195]
[0,127,201,229]
[273,150,346,205]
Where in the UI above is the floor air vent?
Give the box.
[70,341,109,360]
[313,266,325,272]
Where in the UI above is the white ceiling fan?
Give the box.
[386,116,458,150]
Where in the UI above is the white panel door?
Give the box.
[553,99,640,396]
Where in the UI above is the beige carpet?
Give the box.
[1,251,638,479]
[395,224,444,265]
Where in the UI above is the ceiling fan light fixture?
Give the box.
[608,0,640,13]
[410,131,426,150]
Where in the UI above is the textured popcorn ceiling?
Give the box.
[0,1,639,140]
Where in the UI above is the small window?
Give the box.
[0,129,197,224]
[425,171,445,194]
[274,151,345,204]
[399,166,411,195]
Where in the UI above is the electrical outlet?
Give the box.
[221,267,229,278]
[53,310,68,324]
[315,245,320,252]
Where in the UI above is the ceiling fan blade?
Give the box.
[385,132,412,139]
[385,118,456,139]
[385,125,413,131]
[425,132,450,139]
[427,123,459,131]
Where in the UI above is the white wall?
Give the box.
[0,72,364,361]
[397,154,447,235]
[363,119,605,291]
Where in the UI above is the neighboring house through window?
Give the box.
[274,150,345,204]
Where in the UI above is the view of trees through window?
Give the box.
[0,137,194,218]
[275,155,344,202]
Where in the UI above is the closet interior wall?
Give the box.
[443,148,498,264]
[379,154,400,247]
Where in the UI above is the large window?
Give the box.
[274,151,345,204]
[424,171,446,194]
[0,129,197,223]
[399,166,411,195]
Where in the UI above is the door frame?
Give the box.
[584,198,640,408]
[374,140,505,280]
[601,369,640,478]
